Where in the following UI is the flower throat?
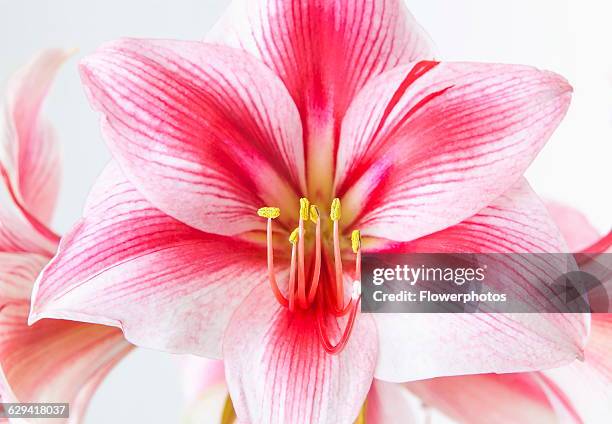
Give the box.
[257,197,362,354]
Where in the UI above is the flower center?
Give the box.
[257,197,362,354]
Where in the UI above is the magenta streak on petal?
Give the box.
[536,373,583,423]
[580,231,612,255]
[369,60,440,144]
[336,63,450,199]
[338,85,454,230]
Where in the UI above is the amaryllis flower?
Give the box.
[30,1,587,422]
[0,50,131,422]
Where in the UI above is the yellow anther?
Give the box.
[299,198,310,220]
[309,205,319,223]
[257,207,280,219]
[330,198,341,221]
[289,227,300,244]
[351,230,361,253]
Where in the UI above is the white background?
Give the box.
[1,0,610,422]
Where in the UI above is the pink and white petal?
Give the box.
[0,50,66,256]
[183,383,232,424]
[0,177,58,256]
[208,0,435,190]
[539,314,612,423]
[405,373,557,424]
[2,49,67,225]
[0,317,131,424]
[372,180,589,382]
[546,201,600,252]
[223,283,377,424]
[336,61,572,241]
[576,232,612,312]
[365,380,422,424]
[0,252,48,301]
[0,252,131,424]
[181,356,226,403]
[371,179,568,253]
[80,39,305,236]
[180,357,234,424]
[30,163,278,358]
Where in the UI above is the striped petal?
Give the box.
[546,201,601,252]
[183,385,233,424]
[335,61,572,242]
[0,252,131,423]
[180,361,422,424]
[540,314,612,423]
[80,39,305,236]
[208,0,434,194]
[223,283,377,424]
[181,357,226,404]
[0,50,66,255]
[30,163,278,358]
[365,380,421,424]
[372,180,589,381]
[532,220,610,423]
[406,373,557,424]
[180,358,232,424]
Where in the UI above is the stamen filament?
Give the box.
[307,206,322,304]
[297,218,307,307]
[330,230,361,317]
[265,217,288,307]
[352,229,362,283]
[288,241,297,311]
[333,219,344,310]
[297,198,309,308]
[316,295,361,354]
[335,297,355,317]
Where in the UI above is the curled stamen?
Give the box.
[307,205,322,304]
[288,229,299,311]
[352,229,362,283]
[297,198,309,308]
[331,198,344,310]
[335,295,357,317]
[259,207,288,307]
[317,286,361,355]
